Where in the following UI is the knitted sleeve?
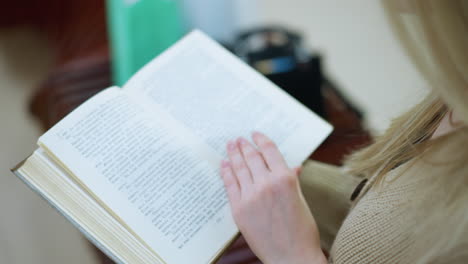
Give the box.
[299,160,361,251]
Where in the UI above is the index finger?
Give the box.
[251,132,288,172]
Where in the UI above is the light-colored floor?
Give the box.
[0,1,427,263]
[0,28,98,264]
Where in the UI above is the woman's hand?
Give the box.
[220,132,327,264]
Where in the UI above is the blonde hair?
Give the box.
[345,0,468,181]
[344,1,468,261]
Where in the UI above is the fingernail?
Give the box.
[252,131,262,139]
[238,137,248,146]
[227,141,236,151]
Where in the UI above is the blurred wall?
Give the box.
[258,0,429,133]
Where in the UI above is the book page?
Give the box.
[39,87,238,264]
[124,30,333,168]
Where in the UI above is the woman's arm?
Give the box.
[220,132,327,264]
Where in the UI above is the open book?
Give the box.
[12,31,332,264]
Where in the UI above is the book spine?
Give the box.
[12,169,125,264]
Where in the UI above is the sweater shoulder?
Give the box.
[329,131,468,263]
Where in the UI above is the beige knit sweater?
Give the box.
[300,132,468,263]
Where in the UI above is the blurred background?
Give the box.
[0,0,428,263]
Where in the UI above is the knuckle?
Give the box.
[261,140,277,151]
[245,149,259,160]
[232,160,247,172]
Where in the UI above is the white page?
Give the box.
[124,30,333,168]
[39,87,238,264]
